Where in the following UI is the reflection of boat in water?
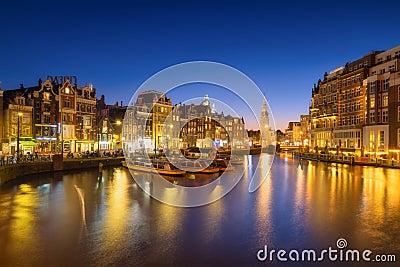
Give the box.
[213,159,234,172]
[231,155,244,165]
[261,145,276,154]
[218,155,244,165]
[176,160,220,174]
[126,158,186,176]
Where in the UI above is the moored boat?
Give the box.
[126,158,186,176]
[222,155,244,165]
[176,159,220,174]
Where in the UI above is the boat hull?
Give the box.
[128,165,186,176]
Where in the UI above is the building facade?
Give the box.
[310,45,400,158]
[284,121,301,146]
[178,95,247,149]
[300,114,310,147]
[76,83,97,153]
[2,89,34,154]
[310,51,379,154]
[364,46,400,159]
[122,90,173,154]
[122,91,248,154]
[96,96,126,152]
[1,76,97,155]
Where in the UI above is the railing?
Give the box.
[0,154,53,165]
[294,152,400,168]
[0,151,124,166]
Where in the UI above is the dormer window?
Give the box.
[65,87,70,94]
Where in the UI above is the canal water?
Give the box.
[0,154,399,266]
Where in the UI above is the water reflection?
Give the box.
[0,156,399,266]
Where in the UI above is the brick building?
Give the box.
[1,76,97,155]
[310,45,400,158]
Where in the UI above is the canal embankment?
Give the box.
[294,151,400,168]
[0,156,124,186]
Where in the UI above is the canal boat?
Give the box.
[176,159,220,174]
[126,158,186,176]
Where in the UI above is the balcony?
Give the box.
[316,113,338,119]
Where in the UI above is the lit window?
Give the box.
[383,79,389,91]
[370,111,375,123]
[370,82,376,93]
[398,128,400,148]
[383,94,388,107]
[382,109,388,123]
[64,99,70,108]
[378,131,384,149]
[369,131,375,151]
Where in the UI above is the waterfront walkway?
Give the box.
[0,155,124,186]
[294,151,400,168]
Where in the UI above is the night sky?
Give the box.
[1,0,400,130]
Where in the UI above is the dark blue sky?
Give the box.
[1,0,400,130]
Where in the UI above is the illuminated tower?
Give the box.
[260,98,272,149]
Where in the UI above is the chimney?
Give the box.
[120,101,123,107]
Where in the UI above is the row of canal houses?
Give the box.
[0,76,123,155]
[0,77,272,156]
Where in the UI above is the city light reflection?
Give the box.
[0,157,400,265]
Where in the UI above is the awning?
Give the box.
[20,141,37,146]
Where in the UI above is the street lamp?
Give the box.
[16,112,23,158]
[154,118,157,156]
[300,131,303,152]
[97,121,100,152]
